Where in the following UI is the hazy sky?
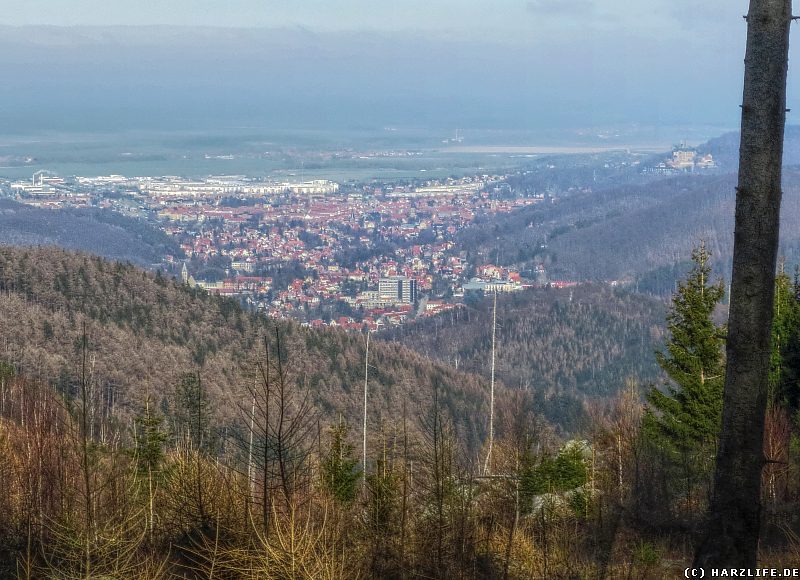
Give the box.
[0,0,786,138]
[2,0,742,40]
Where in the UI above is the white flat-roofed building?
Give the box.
[378,276,418,304]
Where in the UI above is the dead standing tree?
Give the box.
[242,327,317,532]
[695,0,792,568]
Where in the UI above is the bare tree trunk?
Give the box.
[80,322,94,579]
[259,335,271,537]
[694,0,791,567]
[363,331,369,478]
[399,399,409,580]
[483,291,497,476]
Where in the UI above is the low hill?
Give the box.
[0,198,182,265]
[456,127,800,294]
[382,285,667,431]
[0,246,497,452]
[698,125,800,169]
[458,170,800,294]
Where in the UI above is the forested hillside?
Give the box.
[0,246,497,451]
[459,170,800,293]
[0,198,181,265]
[2,247,800,577]
[699,124,800,169]
[384,285,666,430]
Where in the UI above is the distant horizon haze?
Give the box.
[0,16,781,137]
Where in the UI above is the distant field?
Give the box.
[0,126,698,180]
[0,142,528,181]
[443,143,679,155]
[0,154,524,182]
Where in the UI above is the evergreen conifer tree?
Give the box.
[769,268,800,411]
[644,244,726,455]
[172,372,212,453]
[133,397,167,477]
[321,420,361,505]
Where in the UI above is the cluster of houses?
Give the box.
[161,177,539,326]
[5,169,549,330]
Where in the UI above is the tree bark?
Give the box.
[694,0,791,568]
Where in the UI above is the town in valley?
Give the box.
[0,142,716,331]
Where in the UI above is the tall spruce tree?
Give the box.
[133,397,167,476]
[645,244,726,455]
[769,268,800,411]
[172,371,212,453]
[695,0,791,565]
[321,420,361,505]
